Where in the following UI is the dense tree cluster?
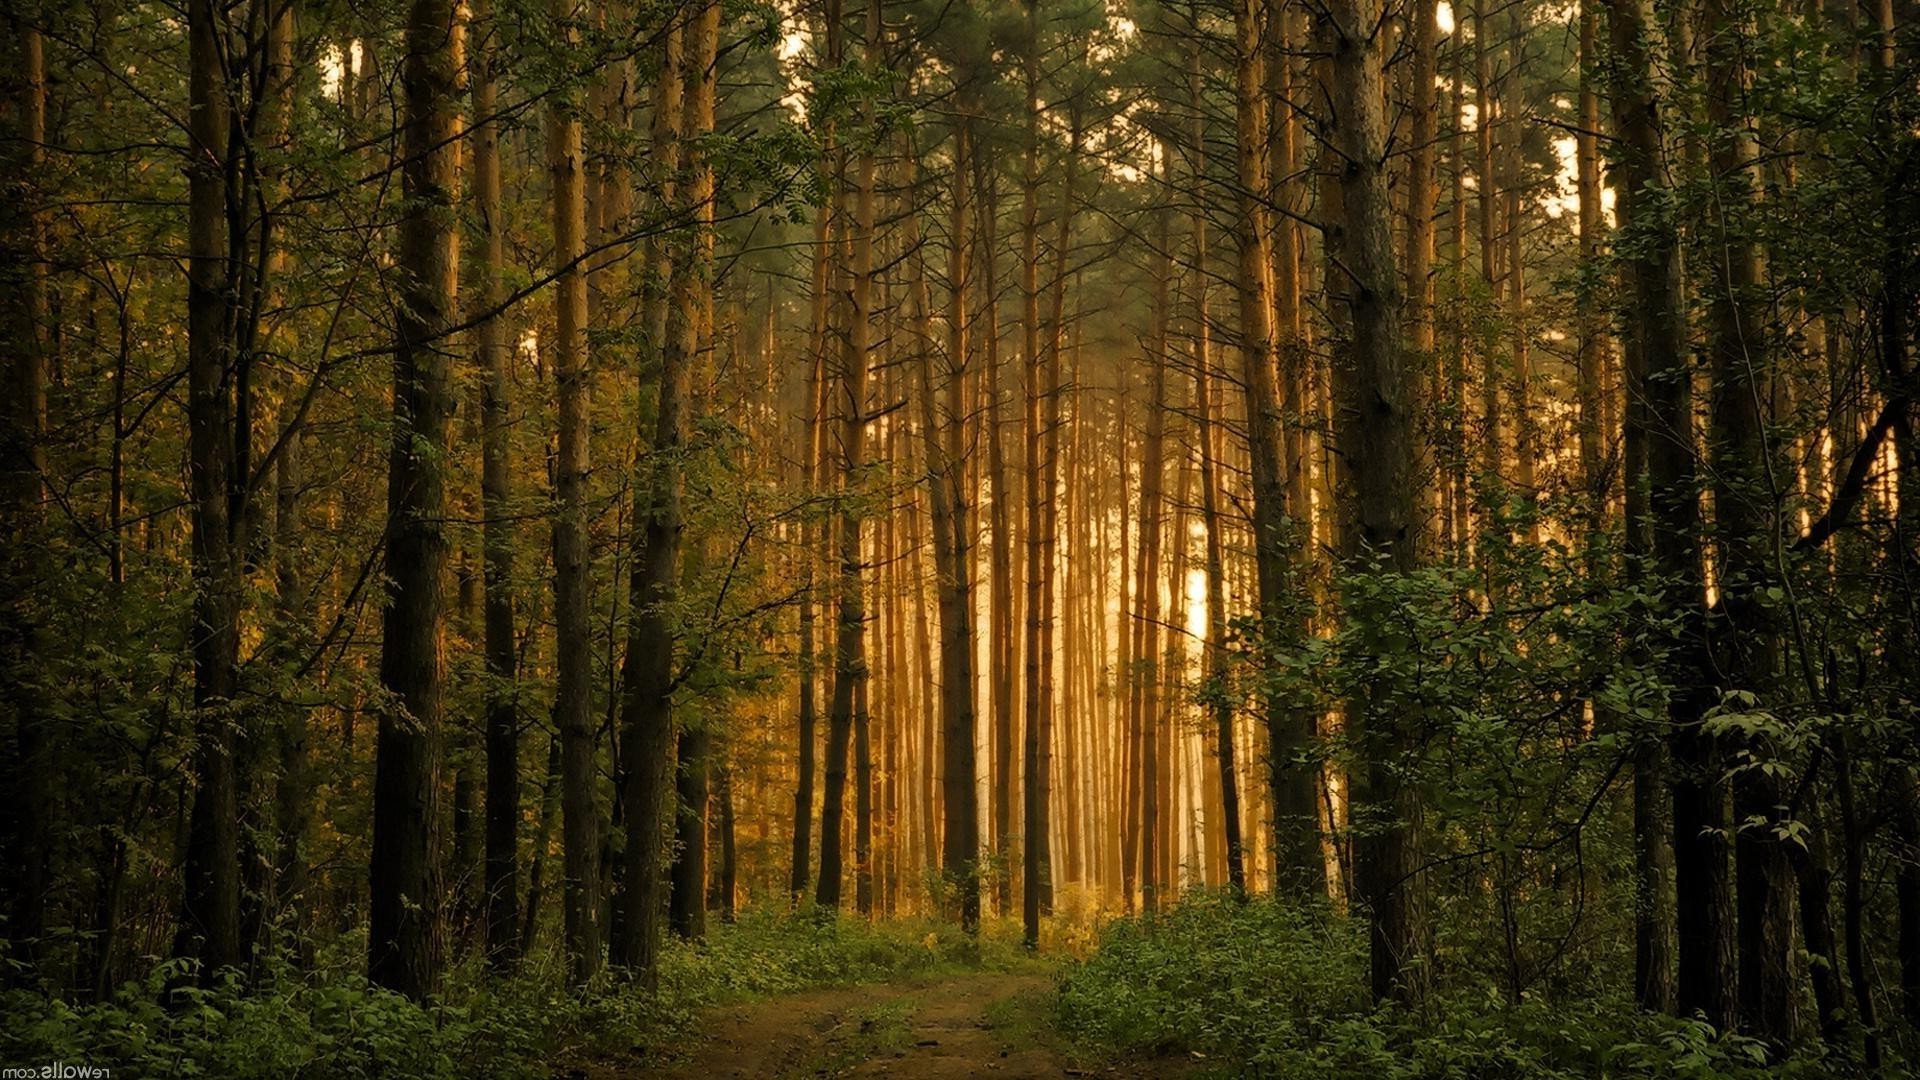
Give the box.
[2,0,1918,1063]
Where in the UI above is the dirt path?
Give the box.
[590,970,1188,1080]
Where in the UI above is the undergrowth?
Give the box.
[0,906,1022,1079]
[1055,890,1866,1079]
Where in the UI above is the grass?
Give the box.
[0,905,1036,1080]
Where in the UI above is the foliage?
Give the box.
[0,907,1012,1080]
[1056,892,1851,1079]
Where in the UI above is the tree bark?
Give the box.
[1317,0,1430,1007]
[471,0,521,969]
[617,16,685,982]
[177,0,244,981]
[370,0,460,1000]
[1601,0,1731,1028]
[548,0,600,983]
[666,0,721,944]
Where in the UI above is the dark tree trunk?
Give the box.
[369,0,459,1001]
[1317,0,1429,1007]
[1602,0,1731,1029]
[617,18,685,983]
[471,0,521,969]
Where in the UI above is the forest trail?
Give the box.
[595,970,1188,1080]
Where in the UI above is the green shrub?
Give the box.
[0,906,1011,1079]
[1055,891,1850,1079]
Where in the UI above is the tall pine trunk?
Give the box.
[1318,0,1429,1007]
[616,18,684,982]
[370,0,459,1000]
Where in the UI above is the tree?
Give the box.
[1316,0,1429,1007]
[370,0,461,1000]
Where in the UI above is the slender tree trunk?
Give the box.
[1602,0,1731,1028]
[617,17,685,982]
[548,0,600,983]
[666,0,721,943]
[989,93,1020,919]
[1236,0,1321,899]
[821,0,877,916]
[792,213,830,903]
[1134,192,1170,915]
[1576,0,1608,529]
[370,0,459,999]
[1473,0,1503,489]
[1504,6,1537,526]
[1702,0,1795,1043]
[1195,242,1245,898]
[177,0,244,980]
[3,7,52,979]
[924,100,982,931]
[471,0,521,969]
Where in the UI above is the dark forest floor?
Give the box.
[587,969,1194,1080]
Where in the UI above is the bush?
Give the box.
[1055,891,1846,1079]
[0,907,1010,1079]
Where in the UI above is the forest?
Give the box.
[0,0,1917,1074]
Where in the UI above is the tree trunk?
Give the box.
[911,102,981,932]
[1602,0,1731,1028]
[471,0,521,968]
[1236,0,1321,900]
[548,0,600,984]
[666,0,721,944]
[370,0,459,1000]
[1317,0,1429,1007]
[3,8,51,979]
[792,211,830,903]
[616,16,685,983]
[1133,189,1170,916]
[1702,0,1795,1043]
[177,0,244,981]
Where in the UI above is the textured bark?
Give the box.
[1196,288,1245,897]
[177,0,244,981]
[1473,0,1503,487]
[990,85,1020,918]
[913,102,981,931]
[616,19,684,982]
[815,0,852,912]
[1405,0,1438,363]
[1575,0,1609,527]
[470,0,520,969]
[1702,0,1795,1043]
[3,7,51,978]
[1317,0,1429,1007]
[548,0,600,983]
[1602,0,1730,1028]
[1236,0,1320,899]
[1132,194,1170,916]
[1504,5,1537,523]
[370,0,459,1000]
[1019,2,1059,945]
[792,208,830,903]
[666,0,721,944]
